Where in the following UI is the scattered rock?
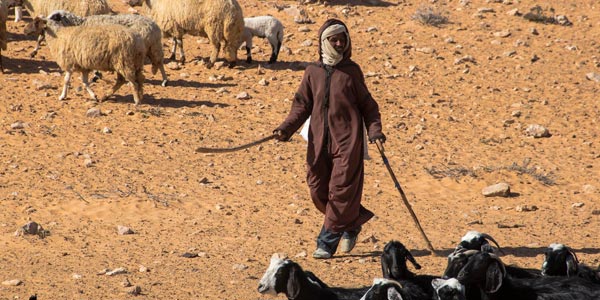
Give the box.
[105,268,128,276]
[524,124,551,138]
[482,183,511,197]
[32,79,57,90]
[454,55,476,65]
[139,265,149,273]
[166,61,181,70]
[236,92,251,100]
[515,205,538,212]
[477,7,495,14]
[366,26,378,32]
[84,158,94,168]
[10,122,26,129]
[73,273,83,280]
[572,202,585,208]
[181,252,198,258]
[361,234,379,244]
[86,108,102,118]
[1,279,22,286]
[121,278,132,287]
[127,286,142,296]
[297,26,310,32]
[117,225,134,235]
[301,39,313,47]
[586,73,600,82]
[507,8,520,16]
[295,251,307,258]
[493,31,511,38]
[258,78,269,86]
[415,47,435,54]
[582,184,596,194]
[232,264,248,271]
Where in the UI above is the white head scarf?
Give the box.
[320,24,349,66]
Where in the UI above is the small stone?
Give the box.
[258,78,269,86]
[181,252,198,258]
[572,203,585,208]
[166,61,181,70]
[236,92,251,100]
[295,251,307,258]
[477,7,495,13]
[121,278,132,287]
[586,73,600,82]
[482,183,511,197]
[84,158,94,167]
[511,110,522,117]
[232,264,248,271]
[22,221,42,234]
[582,185,596,194]
[366,26,378,32]
[507,8,520,16]
[1,279,22,286]
[139,265,149,273]
[127,286,142,296]
[302,39,313,47]
[10,122,25,129]
[493,31,511,38]
[524,124,551,138]
[72,274,83,280]
[454,55,476,65]
[297,26,310,32]
[117,225,134,235]
[416,47,435,54]
[515,205,538,212]
[86,108,102,118]
[102,127,112,134]
[105,267,127,276]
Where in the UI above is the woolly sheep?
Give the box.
[21,0,111,57]
[0,0,7,72]
[242,16,284,64]
[126,0,244,68]
[24,12,145,104]
[48,10,168,87]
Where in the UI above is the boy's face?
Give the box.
[327,32,347,54]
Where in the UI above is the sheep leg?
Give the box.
[30,33,45,58]
[14,6,23,22]
[81,71,98,101]
[206,36,220,69]
[59,71,72,101]
[245,46,252,63]
[169,37,177,61]
[91,71,103,83]
[131,69,144,105]
[177,38,186,64]
[0,55,4,73]
[103,74,126,101]
[158,64,168,87]
[268,41,281,64]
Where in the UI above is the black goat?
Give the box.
[258,253,337,300]
[541,243,600,284]
[444,249,540,280]
[381,241,437,298]
[457,251,600,300]
[431,278,466,300]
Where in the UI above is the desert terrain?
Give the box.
[0,0,599,299]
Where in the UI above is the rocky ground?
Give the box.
[0,0,599,299]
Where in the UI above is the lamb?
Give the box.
[46,10,168,87]
[541,243,600,284]
[126,0,244,68]
[242,16,284,64]
[21,0,111,57]
[0,0,7,72]
[24,12,145,104]
[457,251,599,300]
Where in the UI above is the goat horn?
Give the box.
[480,233,504,254]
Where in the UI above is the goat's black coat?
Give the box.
[272,261,338,300]
[381,241,437,299]
[361,279,429,300]
[457,252,600,300]
[541,245,600,285]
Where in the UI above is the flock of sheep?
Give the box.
[257,231,600,300]
[0,0,285,104]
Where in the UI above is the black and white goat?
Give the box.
[444,249,540,280]
[541,243,600,284]
[359,278,429,300]
[456,251,600,300]
[454,231,503,254]
[258,253,337,300]
[381,241,437,298]
[431,278,466,300]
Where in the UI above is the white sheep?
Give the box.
[0,0,7,72]
[242,16,284,64]
[48,10,168,87]
[21,0,112,57]
[126,0,244,68]
[24,12,146,105]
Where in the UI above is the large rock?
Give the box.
[482,183,511,197]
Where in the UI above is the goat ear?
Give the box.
[484,261,504,293]
[406,250,422,270]
[566,254,578,277]
[387,286,404,300]
[381,254,391,278]
[286,264,301,300]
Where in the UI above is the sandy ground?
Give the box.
[0,0,599,299]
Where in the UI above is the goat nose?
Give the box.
[257,284,265,292]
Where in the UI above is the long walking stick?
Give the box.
[195,134,277,153]
[375,140,436,254]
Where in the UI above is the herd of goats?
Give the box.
[256,231,600,300]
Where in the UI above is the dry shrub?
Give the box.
[411,5,449,27]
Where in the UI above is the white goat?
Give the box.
[47,10,168,87]
[242,16,284,64]
[24,12,145,104]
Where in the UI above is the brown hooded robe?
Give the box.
[275,19,383,233]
